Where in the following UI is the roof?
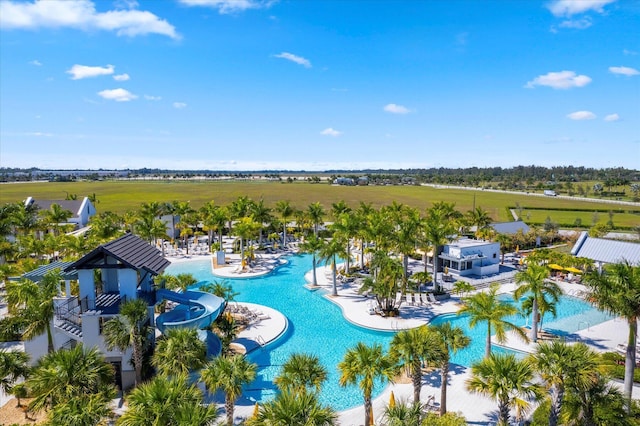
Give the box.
[490,221,530,235]
[571,231,640,265]
[23,261,78,281]
[448,238,497,248]
[65,233,170,275]
[28,199,83,217]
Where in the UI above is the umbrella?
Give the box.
[548,263,564,271]
[252,402,259,418]
[389,391,396,408]
[565,266,582,274]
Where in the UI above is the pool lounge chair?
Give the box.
[421,293,431,306]
[395,292,403,306]
[428,293,441,305]
[405,293,413,306]
[413,293,422,306]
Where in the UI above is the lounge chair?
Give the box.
[421,293,431,306]
[395,292,403,306]
[413,293,422,306]
[428,293,441,305]
[405,293,413,306]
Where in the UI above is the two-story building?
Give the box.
[438,238,501,278]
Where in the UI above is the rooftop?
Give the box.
[571,231,640,265]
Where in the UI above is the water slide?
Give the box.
[155,287,226,334]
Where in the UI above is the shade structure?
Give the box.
[389,391,396,408]
[548,263,564,271]
[564,266,582,274]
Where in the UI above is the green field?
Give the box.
[2,181,639,224]
[519,209,640,228]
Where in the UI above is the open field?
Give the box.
[519,209,640,228]
[2,181,639,223]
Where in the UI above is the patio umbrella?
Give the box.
[389,391,396,408]
[252,402,259,418]
[565,266,582,274]
[548,263,564,271]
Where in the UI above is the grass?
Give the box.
[1,180,639,221]
[518,209,640,228]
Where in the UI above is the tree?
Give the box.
[200,201,228,251]
[274,352,328,395]
[118,374,217,426]
[300,234,326,286]
[514,264,560,342]
[431,323,470,415]
[583,260,640,407]
[381,401,423,426]
[45,392,114,426]
[275,200,294,247]
[40,203,73,236]
[152,328,207,377]
[330,211,360,274]
[26,345,115,414]
[421,207,456,293]
[359,252,404,314]
[458,283,527,357]
[201,354,257,426]
[338,342,395,426]
[0,349,30,399]
[250,199,272,246]
[307,201,325,236]
[102,298,151,385]
[199,279,238,302]
[319,237,347,296]
[247,390,337,426]
[466,353,543,426]
[234,217,261,267]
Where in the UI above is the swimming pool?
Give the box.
[166,254,613,410]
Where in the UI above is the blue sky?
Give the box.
[1,0,638,171]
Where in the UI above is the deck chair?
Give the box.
[421,293,431,306]
[405,293,413,306]
[413,293,422,306]
[395,292,403,306]
[428,293,442,305]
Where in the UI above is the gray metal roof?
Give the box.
[490,221,530,235]
[65,233,170,275]
[23,261,78,281]
[28,199,83,217]
[571,231,640,265]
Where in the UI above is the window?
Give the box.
[493,253,497,258]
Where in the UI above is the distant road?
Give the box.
[421,184,640,207]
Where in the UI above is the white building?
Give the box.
[24,196,96,228]
[438,238,501,278]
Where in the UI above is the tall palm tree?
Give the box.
[388,205,421,280]
[583,260,640,407]
[431,323,470,415]
[300,234,326,286]
[458,283,527,357]
[421,207,456,292]
[201,354,257,426]
[274,352,328,395]
[514,264,561,342]
[319,237,347,296]
[466,206,492,236]
[466,353,543,426]
[26,345,115,413]
[530,341,600,426]
[307,202,326,236]
[152,328,207,377]
[338,342,395,426]
[46,392,115,426]
[234,217,260,266]
[561,373,630,426]
[41,203,73,236]
[331,200,351,219]
[118,374,217,426]
[200,201,228,251]
[250,199,272,246]
[275,200,294,248]
[389,326,443,404]
[330,211,360,274]
[247,390,337,426]
[102,298,151,385]
[0,348,30,397]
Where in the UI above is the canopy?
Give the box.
[564,266,582,274]
[548,263,564,271]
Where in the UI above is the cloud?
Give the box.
[97,88,137,102]
[604,113,620,121]
[567,111,596,120]
[320,128,342,137]
[67,64,114,80]
[558,17,592,29]
[273,52,311,68]
[144,94,161,101]
[113,73,130,81]
[383,103,410,114]
[623,49,638,56]
[524,70,591,89]
[26,131,53,137]
[0,0,179,39]
[29,59,42,66]
[547,0,616,17]
[178,0,274,14]
[173,102,187,109]
[609,66,639,76]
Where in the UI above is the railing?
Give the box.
[55,297,81,326]
[256,335,266,347]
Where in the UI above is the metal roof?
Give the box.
[28,199,83,217]
[22,261,78,281]
[65,233,170,275]
[571,231,640,265]
[490,221,530,235]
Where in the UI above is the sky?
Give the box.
[0,0,639,171]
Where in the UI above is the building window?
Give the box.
[493,253,497,258]
[452,261,459,270]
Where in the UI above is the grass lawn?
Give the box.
[519,209,640,228]
[1,180,639,221]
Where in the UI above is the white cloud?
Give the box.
[178,0,273,14]
[623,49,638,56]
[97,88,137,102]
[609,66,640,76]
[144,94,161,101]
[604,113,620,121]
[0,0,179,39]
[320,128,342,137]
[567,111,596,120]
[558,17,592,29]
[524,70,592,89]
[383,103,410,114]
[173,102,187,109]
[113,73,130,81]
[29,59,42,66]
[547,0,616,17]
[273,52,311,68]
[67,64,114,80]
[26,131,53,137]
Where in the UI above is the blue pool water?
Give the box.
[166,254,613,410]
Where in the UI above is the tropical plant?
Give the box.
[382,400,423,426]
[338,342,395,426]
[212,311,240,355]
[300,234,326,286]
[466,353,543,426]
[250,198,272,245]
[431,323,470,415]
[319,237,347,296]
[234,217,261,266]
[458,283,527,357]
[514,263,560,342]
[0,349,30,397]
[199,279,238,301]
[247,390,337,426]
[274,352,328,395]
[201,354,257,426]
[421,206,456,292]
[307,201,325,236]
[330,211,360,274]
[40,203,73,236]
[275,200,294,248]
[421,411,467,426]
[45,392,115,426]
[152,328,207,377]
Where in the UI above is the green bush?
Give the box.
[601,351,640,383]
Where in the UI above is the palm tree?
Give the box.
[583,260,640,407]
[530,341,600,426]
[330,211,360,274]
[46,392,115,426]
[275,200,294,248]
[338,342,395,426]
[319,237,347,296]
[307,202,326,236]
[514,263,561,342]
[389,326,443,404]
[234,217,260,267]
[152,328,207,377]
[41,203,73,236]
[458,283,527,357]
[300,234,326,286]
[247,390,337,426]
[466,206,492,236]
[250,199,272,245]
[466,353,543,426]
[331,200,351,219]
[0,349,30,398]
[382,401,423,426]
[201,354,257,426]
[431,323,470,415]
[118,374,217,426]
[102,298,151,385]
[274,352,328,395]
[200,201,228,251]
[26,345,115,413]
[561,373,630,426]
[389,206,421,280]
[421,207,456,292]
